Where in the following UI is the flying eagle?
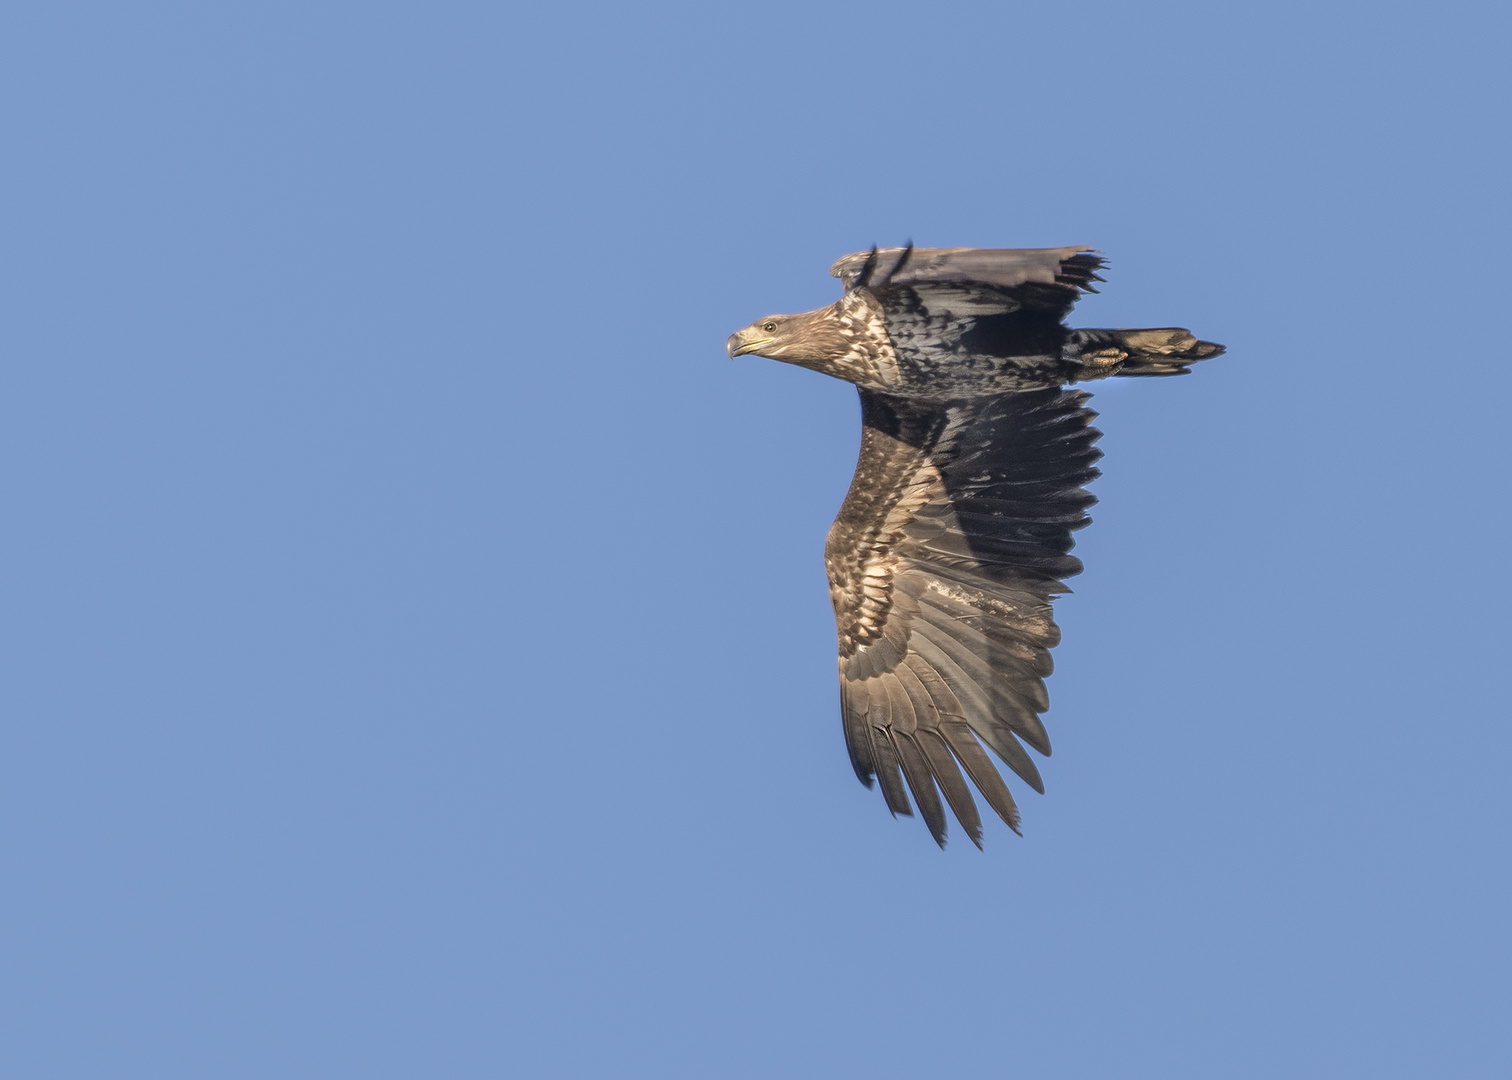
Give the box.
[727,245,1224,847]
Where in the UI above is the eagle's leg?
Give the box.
[1062,329,1127,381]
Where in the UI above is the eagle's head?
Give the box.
[726,307,837,362]
[727,293,895,389]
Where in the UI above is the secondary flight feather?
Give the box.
[727,244,1224,847]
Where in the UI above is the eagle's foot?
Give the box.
[1076,347,1127,377]
[1063,331,1128,381]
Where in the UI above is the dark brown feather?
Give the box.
[894,732,947,847]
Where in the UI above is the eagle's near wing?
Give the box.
[827,386,1102,847]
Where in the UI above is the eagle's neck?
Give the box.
[783,292,900,391]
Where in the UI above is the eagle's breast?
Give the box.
[824,291,901,391]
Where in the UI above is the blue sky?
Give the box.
[1,2,1508,1077]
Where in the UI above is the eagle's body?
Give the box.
[728,246,1223,847]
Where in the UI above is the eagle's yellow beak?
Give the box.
[726,329,774,358]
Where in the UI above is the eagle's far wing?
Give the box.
[830,245,1106,320]
[826,388,1103,846]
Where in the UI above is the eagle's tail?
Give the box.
[1064,327,1226,379]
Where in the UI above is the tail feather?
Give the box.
[1065,327,1225,379]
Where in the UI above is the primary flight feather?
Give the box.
[728,245,1224,848]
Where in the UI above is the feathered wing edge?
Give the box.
[830,389,1103,847]
[841,652,1026,848]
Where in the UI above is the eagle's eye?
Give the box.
[762,322,777,333]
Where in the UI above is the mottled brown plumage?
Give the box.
[728,246,1224,847]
